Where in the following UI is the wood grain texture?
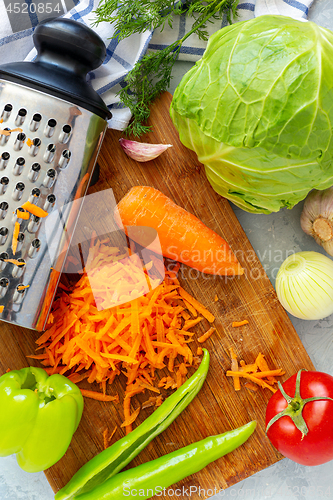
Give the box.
[0,92,315,499]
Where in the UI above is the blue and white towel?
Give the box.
[0,0,315,130]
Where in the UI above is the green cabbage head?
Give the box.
[170,15,333,214]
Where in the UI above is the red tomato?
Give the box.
[265,370,333,466]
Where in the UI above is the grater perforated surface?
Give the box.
[0,79,107,330]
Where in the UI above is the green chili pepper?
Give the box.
[0,366,83,473]
[73,421,257,500]
[55,348,210,500]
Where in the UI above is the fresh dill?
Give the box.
[93,0,239,135]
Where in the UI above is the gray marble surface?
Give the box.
[1,1,333,498]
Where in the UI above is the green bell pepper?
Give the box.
[0,366,84,473]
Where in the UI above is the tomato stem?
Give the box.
[266,370,333,439]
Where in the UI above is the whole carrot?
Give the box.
[114,186,244,276]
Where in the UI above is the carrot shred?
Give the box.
[16,210,30,220]
[80,389,119,402]
[255,352,278,384]
[198,327,215,343]
[121,406,141,428]
[31,237,215,430]
[0,127,22,136]
[178,287,215,323]
[142,395,163,409]
[229,347,240,391]
[12,222,20,255]
[17,285,30,291]
[250,369,285,379]
[103,428,109,450]
[20,200,48,218]
[0,305,4,313]
[227,350,284,393]
[103,425,118,449]
[244,382,259,392]
[226,371,277,393]
[3,259,25,266]
[232,320,249,327]
[123,396,132,435]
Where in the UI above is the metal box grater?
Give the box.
[0,18,111,331]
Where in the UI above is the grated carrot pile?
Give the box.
[30,239,215,433]
[226,350,285,394]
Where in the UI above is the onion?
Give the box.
[275,251,333,320]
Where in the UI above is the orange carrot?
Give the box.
[114,186,244,276]
[12,222,20,255]
[0,305,4,313]
[20,200,48,218]
[232,320,249,327]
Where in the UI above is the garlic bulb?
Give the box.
[300,187,333,256]
[119,138,172,162]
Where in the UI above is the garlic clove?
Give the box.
[300,187,333,256]
[119,138,172,162]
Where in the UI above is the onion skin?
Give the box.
[275,251,333,320]
[300,188,333,256]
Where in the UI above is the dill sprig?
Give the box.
[93,0,239,136]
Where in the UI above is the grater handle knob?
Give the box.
[0,18,111,119]
[33,18,107,76]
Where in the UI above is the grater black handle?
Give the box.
[0,19,111,120]
[33,18,107,76]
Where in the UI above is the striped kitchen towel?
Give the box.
[0,0,315,130]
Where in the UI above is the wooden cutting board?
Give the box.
[0,92,314,499]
